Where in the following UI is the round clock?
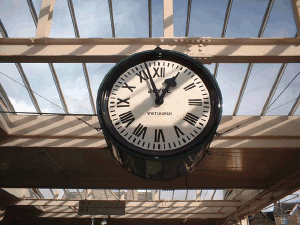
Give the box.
[97,47,222,180]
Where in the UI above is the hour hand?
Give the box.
[159,72,180,102]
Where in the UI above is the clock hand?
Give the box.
[144,62,163,105]
[159,72,180,102]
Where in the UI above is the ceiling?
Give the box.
[0,0,300,224]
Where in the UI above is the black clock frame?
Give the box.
[97,48,222,180]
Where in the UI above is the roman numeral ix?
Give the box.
[132,123,147,139]
[154,129,165,142]
[183,113,199,126]
[117,97,130,107]
[119,111,135,128]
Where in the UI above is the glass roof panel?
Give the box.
[73,0,112,38]
[173,0,188,37]
[151,0,163,38]
[52,63,92,114]
[50,0,75,38]
[238,63,282,116]
[188,0,228,38]
[0,63,36,113]
[160,190,173,200]
[86,63,116,111]
[263,0,296,38]
[216,63,249,115]
[225,0,269,38]
[21,63,65,113]
[0,1,36,38]
[112,0,148,38]
[265,63,300,115]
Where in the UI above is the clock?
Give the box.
[97,47,222,180]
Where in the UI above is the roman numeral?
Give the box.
[174,125,185,138]
[122,82,136,92]
[183,113,199,126]
[189,99,202,106]
[153,67,165,78]
[132,123,147,139]
[117,97,130,107]
[154,129,165,142]
[136,70,149,83]
[184,83,196,91]
[119,111,135,128]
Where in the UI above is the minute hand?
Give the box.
[159,72,180,101]
[144,62,162,105]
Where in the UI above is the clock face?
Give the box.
[107,60,211,151]
[97,49,222,160]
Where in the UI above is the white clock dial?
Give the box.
[107,60,211,151]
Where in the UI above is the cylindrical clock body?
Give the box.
[97,48,222,180]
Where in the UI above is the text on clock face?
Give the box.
[108,60,211,151]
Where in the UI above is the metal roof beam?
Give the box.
[0,84,16,114]
[2,38,300,64]
[148,0,152,38]
[163,0,174,37]
[108,0,116,37]
[35,0,56,38]
[261,63,288,116]
[233,0,275,115]
[214,0,233,78]
[185,0,192,37]
[17,199,241,207]
[291,0,300,37]
[289,93,300,116]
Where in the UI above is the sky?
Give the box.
[0,0,299,116]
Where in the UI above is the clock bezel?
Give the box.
[97,49,222,160]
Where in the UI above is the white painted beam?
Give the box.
[35,0,56,38]
[1,38,300,64]
[163,0,174,37]
[17,199,240,207]
[0,116,299,149]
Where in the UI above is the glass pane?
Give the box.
[226,1,269,38]
[189,0,228,38]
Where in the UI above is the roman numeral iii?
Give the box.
[154,129,165,142]
[119,111,135,128]
[183,113,199,126]
[188,99,202,106]
[132,123,147,139]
